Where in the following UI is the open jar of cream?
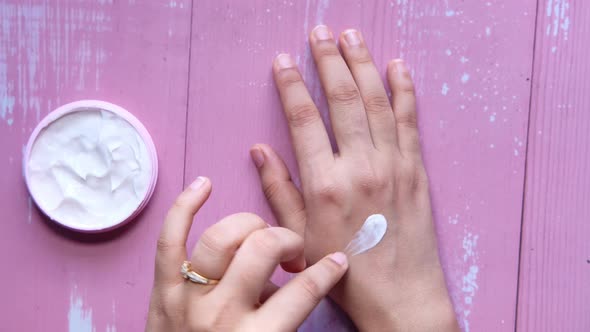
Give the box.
[23,100,158,232]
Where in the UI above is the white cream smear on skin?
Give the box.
[27,110,152,228]
[344,214,388,256]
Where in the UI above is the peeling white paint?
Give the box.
[0,3,110,128]
[546,0,570,41]
[441,82,450,95]
[461,73,470,84]
[68,286,94,332]
[459,232,479,332]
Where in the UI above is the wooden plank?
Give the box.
[0,1,191,330]
[517,1,590,331]
[185,1,537,330]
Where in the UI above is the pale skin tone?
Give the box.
[147,25,460,331]
[146,176,349,331]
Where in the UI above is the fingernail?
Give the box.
[276,53,295,69]
[312,25,332,41]
[343,29,361,46]
[250,148,265,168]
[392,59,407,75]
[266,223,273,228]
[189,176,206,190]
[329,252,348,267]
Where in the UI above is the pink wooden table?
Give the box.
[1,1,588,331]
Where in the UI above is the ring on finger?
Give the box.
[180,261,220,285]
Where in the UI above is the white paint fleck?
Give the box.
[69,286,94,332]
[546,0,571,41]
[445,49,452,56]
[461,73,470,84]
[514,149,519,156]
[459,232,479,332]
[441,82,450,95]
[448,213,459,225]
[445,9,455,17]
[460,56,469,64]
[489,113,496,122]
[490,143,495,148]
[485,26,491,36]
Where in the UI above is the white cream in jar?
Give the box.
[25,102,157,232]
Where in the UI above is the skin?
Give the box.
[146,176,349,331]
[147,25,460,331]
[249,25,460,331]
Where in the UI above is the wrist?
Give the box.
[333,267,459,332]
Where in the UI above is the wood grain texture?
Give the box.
[517,0,590,331]
[184,1,537,331]
[0,1,191,331]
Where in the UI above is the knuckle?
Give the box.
[286,103,320,128]
[262,179,284,202]
[327,82,361,106]
[309,181,346,205]
[394,78,416,95]
[395,109,418,129]
[296,275,323,305]
[199,226,233,257]
[353,171,389,196]
[156,237,181,254]
[352,51,374,65]
[363,93,391,115]
[149,295,184,323]
[397,163,429,193]
[275,67,302,90]
[315,44,341,59]
[249,229,281,253]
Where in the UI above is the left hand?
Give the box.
[249,26,458,331]
[146,177,349,331]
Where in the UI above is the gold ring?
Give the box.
[180,261,220,285]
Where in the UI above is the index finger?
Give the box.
[155,177,212,285]
[256,252,348,331]
[273,53,334,176]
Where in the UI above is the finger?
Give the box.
[273,53,334,175]
[218,227,306,304]
[250,144,306,235]
[257,252,348,331]
[387,59,421,159]
[155,177,212,285]
[259,281,280,304]
[190,213,267,283]
[339,29,398,151]
[309,25,372,152]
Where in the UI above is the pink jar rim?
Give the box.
[23,100,159,233]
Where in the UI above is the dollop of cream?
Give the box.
[27,110,153,229]
[344,214,388,256]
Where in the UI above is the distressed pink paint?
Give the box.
[517,1,590,331]
[0,0,585,331]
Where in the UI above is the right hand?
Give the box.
[146,177,349,331]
